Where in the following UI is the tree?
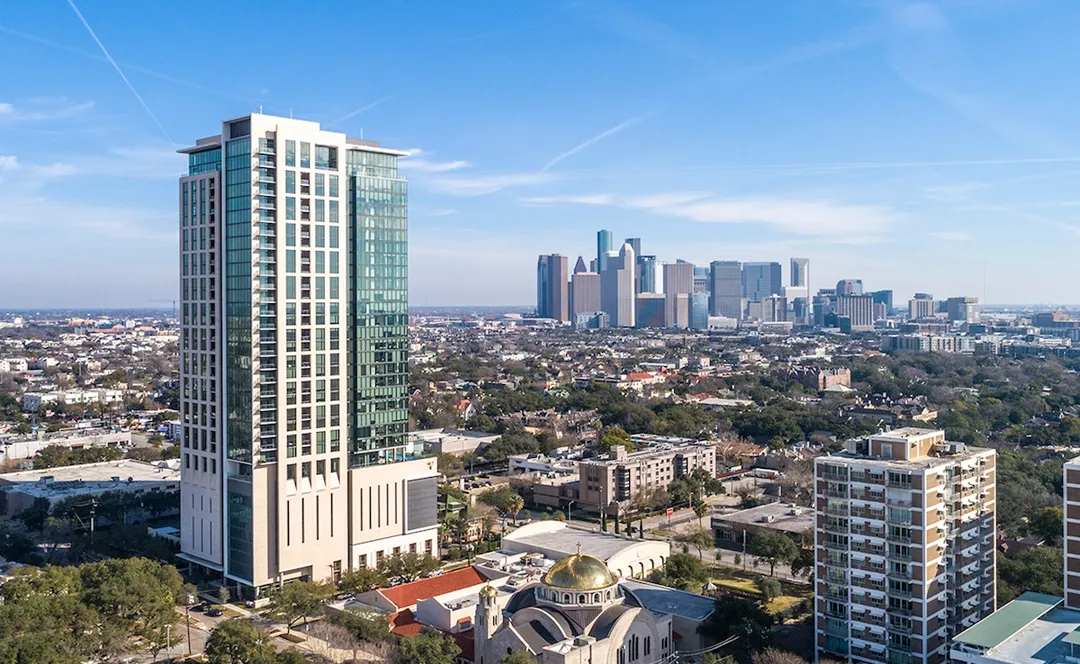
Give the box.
[596,426,632,453]
[755,577,782,601]
[998,547,1064,603]
[752,648,809,664]
[330,608,392,644]
[1029,506,1064,545]
[746,531,799,576]
[339,566,388,594]
[650,552,710,593]
[379,552,441,583]
[675,525,715,561]
[204,620,277,664]
[218,585,232,606]
[694,500,709,526]
[789,546,815,579]
[267,581,332,633]
[395,629,462,664]
[309,621,363,664]
[698,596,773,663]
[478,486,525,525]
[437,453,463,476]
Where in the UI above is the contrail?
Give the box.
[541,111,653,173]
[0,24,253,103]
[65,0,175,146]
[332,93,399,125]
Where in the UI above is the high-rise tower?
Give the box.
[177,114,438,598]
[815,429,996,663]
[536,254,569,321]
[709,261,742,319]
[596,229,613,273]
[600,242,635,327]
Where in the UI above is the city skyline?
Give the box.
[7,2,1080,306]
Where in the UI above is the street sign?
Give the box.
[666,507,674,517]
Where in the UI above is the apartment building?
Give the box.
[814,428,996,664]
[578,441,715,513]
[1066,458,1080,610]
[177,114,437,598]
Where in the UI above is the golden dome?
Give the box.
[542,549,617,591]
[479,584,498,598]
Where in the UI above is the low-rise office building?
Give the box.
[0,427,131,462]
[712,502,814,549]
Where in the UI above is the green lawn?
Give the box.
[709,566,811,616]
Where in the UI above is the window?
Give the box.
[329,226,339,248]
[287,464,297,480]
[286,223,296,247]
[315,199,325,222]
[286,170,296,194]
[287,435,297,458]
[329,252,338,274]
[330,458,339,474]
[330,430,340,452]
[316,431,326,453]
[301,462,311,479]
[329,277,339,299]
[285,197,296,220]
[315,225,325,248]
[315,145,337,170]
[285,140,296,166]
[300,142,310,168]
[316,460,325,477]
[315,173,325,196]
[329,175,338,197]
[328,200,339,223]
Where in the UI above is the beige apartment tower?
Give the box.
[814,428,996,664]
[177,114,438,598]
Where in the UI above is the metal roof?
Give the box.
[953,592,1062,649]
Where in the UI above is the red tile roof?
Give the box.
[380,567,488,611]
[452,630,475,663]
[626,372,654,380]
[389,609,423,636]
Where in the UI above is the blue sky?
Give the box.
[3,0,1080,307]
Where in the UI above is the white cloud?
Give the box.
[0,98,95,122]
[430,209,457,217]
[0,155,20,171]
[521,194,615,206]
[520,190,895,240]
[400,156,470,173]
[931,231,970,241]
[32,163,77,177]
[424,172,554,197]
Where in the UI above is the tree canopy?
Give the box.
[746,531,799,577]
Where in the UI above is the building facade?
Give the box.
[596,230,613,274]
[570,271,602,323]
[742,262,782,304]
[577,442,715,514]
[537,254,569,321]
[946,297,980,324]
[600,243,636,327]
[709,261,742,319]
[837,294,875,330]
[814,428,996,664]
[635,293,666,328]
[791,257,810,289]
[663,262,693,328]
[178,114,438,598]
[638,255,662,294]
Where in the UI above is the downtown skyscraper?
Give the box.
[536,253,569,321]
[177,114,438,598]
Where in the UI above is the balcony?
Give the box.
[851,646,886,662]
[852,611,887,628]
[886,478,912,490]
[827,488,849,498]
[888,623,914,636]
[827,623,849,637]
[887,586,913,599]
[852,628,886,645]
[826,588,850,602]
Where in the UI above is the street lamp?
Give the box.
[566,500,575,523]
[185,590,195,656]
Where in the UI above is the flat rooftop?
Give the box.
[953,592,1079,664]
[501,522,668,563]
[712,502,815,535]
[621,578,717,621]
[0,459,180,499]
[585,441,714,466]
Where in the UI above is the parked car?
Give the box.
[205,607,223,618]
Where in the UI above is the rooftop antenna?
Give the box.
[258,105,263,114]
[360,127,364,140]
